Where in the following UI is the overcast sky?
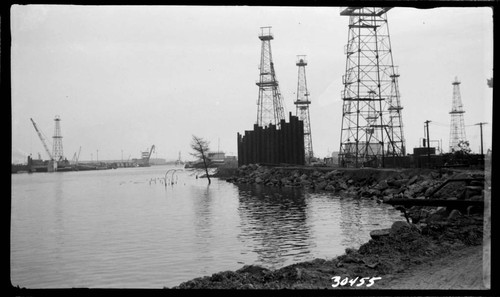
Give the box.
[11,5,493,163]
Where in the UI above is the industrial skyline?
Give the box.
[11,6,493,163]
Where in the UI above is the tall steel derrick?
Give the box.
[339,7,405,168]
[52,115,64,161]
[256,26,286,127]
[449,77,467,152]
[294,55,314,163]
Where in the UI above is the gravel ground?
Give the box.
[373,245,484,289]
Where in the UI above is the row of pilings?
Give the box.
[237,112,305,166]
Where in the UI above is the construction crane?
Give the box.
[71,146,82,165]
[139,145,155,167]
[30,118,53,161]
[148,145,155,160]
[76,146,81,165]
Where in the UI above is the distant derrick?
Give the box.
[294,55,314,163]
[52,115,64,161]
[256,26,286,128]
[338,7,405,168]
[449,77,467,152]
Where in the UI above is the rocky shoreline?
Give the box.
[223,164,484,201]
[168,165,486,289]
[219,164,485,223]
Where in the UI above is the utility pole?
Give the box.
[425,120,431,167]
[476,122,487,157]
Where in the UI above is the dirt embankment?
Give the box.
[169,166,487,290]
[377,245,484,289]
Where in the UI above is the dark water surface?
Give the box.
[11,165,402,288]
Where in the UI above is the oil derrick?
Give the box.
[294,55,313,163]
[449,77,467,152]
[339,7,405,168]
[256,26,285,127]
[52,115,64,161]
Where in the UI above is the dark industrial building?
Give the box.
[237,113,305,166]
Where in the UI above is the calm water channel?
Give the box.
[11,165,403,288]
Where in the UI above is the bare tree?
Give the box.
[190,135,211,184]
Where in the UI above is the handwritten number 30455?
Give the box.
[331,276,382,287]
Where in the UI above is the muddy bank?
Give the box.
[169,213,483,289]
[168,165,486,289]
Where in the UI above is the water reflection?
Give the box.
[338,198,363,247]
[11,168,403,288]
[190,185,213,257]
[237,184,313,269]
[338,196,403,248]
[51,174,65,256]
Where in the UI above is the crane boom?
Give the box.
[30,118,53,160]
[76,146,81,165]
[148,145,155,160]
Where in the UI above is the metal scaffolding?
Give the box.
[52,115,64,161]
[338,7,405,168]
[294,55,314,163]
[449,77,467,152]
[256,26,285,128]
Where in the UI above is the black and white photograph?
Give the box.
[9,3,493,292]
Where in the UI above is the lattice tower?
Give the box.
[52,115,64,161]
[338,7,405,168]
[256,26,285,127]
[294,55,314,163]
[449,77,467,152]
